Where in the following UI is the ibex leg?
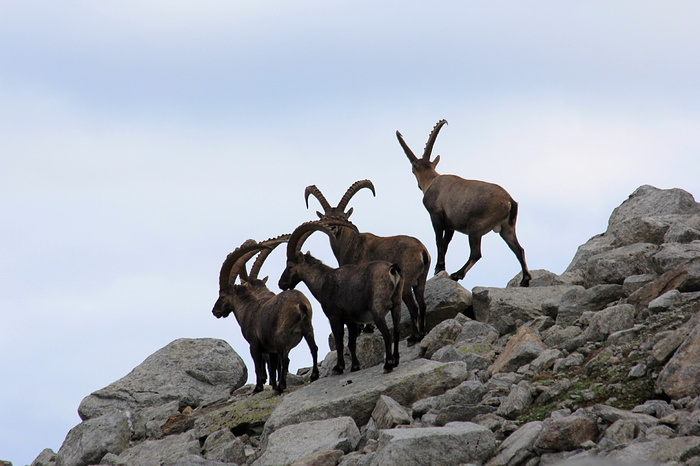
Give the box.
[303,327,320,381]
[499,226,531,287]
[329,318,346,375]
[450,234,482,281]
[432,216,455,274]
[347,323,361,372]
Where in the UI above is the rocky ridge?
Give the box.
[27,185,700,466]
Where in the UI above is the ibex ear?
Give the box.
[262,276,269,284]
[346,207,354,218]
[432,154,441,167]
[316,211,323,219]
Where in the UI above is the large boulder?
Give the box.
[55,412,132,466]
[370,422,497,465]
[254,417,360,466]
[78,338,247,420]
[262,359,468,438]
[656,318,700,399]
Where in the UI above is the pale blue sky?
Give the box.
[2,2,699,464]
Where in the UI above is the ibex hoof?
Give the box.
[310,370,320,382]
[331,366,344,375]
[383,364,394,373]
[449,272,462,281]
[253,385,264,393]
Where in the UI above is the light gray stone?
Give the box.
[412,380,488,418]
[56,412,132,466]
[496,380,534,419]
[78,339,247,420]
[473,286,578,335]
[116,431,201,466]
[202,429,246,464]
[255,417,360,466]
[486,421,543,466]
[489,327,547,375]
[657,318,700,399]
[30,448,57,466]
[370,422,496,466]
[582,304,635,342]
[608,436,700,464]
[534,415,598,452]
[263,359,468,437]
[371,395,411,430]
[419,318,462,358]
[529,349,563,372]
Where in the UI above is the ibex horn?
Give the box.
[287,220,359,261]
[336,179,376,214]
[218,240,268,291]
[304,185,332,212]
[249,234,290,280]
[422,119,448,160]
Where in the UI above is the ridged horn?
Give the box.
[287,220,359,261]
[218,240,268,291]
[336,179,376,213]
[304,185,332,212]
[396,129,418,163]
[249,234,290,280]
[422,119,448,160]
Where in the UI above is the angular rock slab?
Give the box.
[78,338,247,420]
[656,318,700,399]
[254,417,360,466]
[370,422,496,465]
[262,359,468,438]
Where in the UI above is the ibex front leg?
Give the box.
[431,215,455,275]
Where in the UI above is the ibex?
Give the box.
[304,180,431,343]
[279,220,403,374]
[396,119,531,287]
[213,235,320,393]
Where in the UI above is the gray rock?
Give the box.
[489,327,547,375]
[529,349,563,372]
[496,380,533,419]
[412,380,488,418]
[582,304,635,342]
[115,431,201,466]
[608,185,700,227]
[292,449,345,466]
[263,359,468,437]
[582,404,659,429]
[202,429,246,464]
[255,417,360,466]
[419,318,462,358]
[576,243,659,287]
[78,339,247,420]
[397,273,472,338]
[652,326,693,364]
[371,395,411,429]
[657,317,700,399]
[370,422,496,466]
[473,286,578,335]
[534,415,598,452]
[55,412,132,466]
[455,318,500,345]
[542,325,583,349]
[30,448,57,466]
[651,241,700,273]
[486,421,543,466]
[622,274,657,296]
[608,436,700,464]
[648,289,682,312]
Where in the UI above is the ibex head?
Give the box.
[396,120,447,191]
[279,219,359,290]
[304,180,376,222]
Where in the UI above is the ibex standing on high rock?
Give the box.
[304,180,431,343]
[396,119,532,287]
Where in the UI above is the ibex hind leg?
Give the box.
[499,226,531,287]
[450,234,482,281]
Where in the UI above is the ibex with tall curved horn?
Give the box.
[305,180,431,342]
[279,220,403,374]
[213,235,320,393]
[396,119,531,287]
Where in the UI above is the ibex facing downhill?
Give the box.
[304,180,431,343]
[396,119,531,287]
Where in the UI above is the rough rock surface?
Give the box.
[31,186,700,466]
